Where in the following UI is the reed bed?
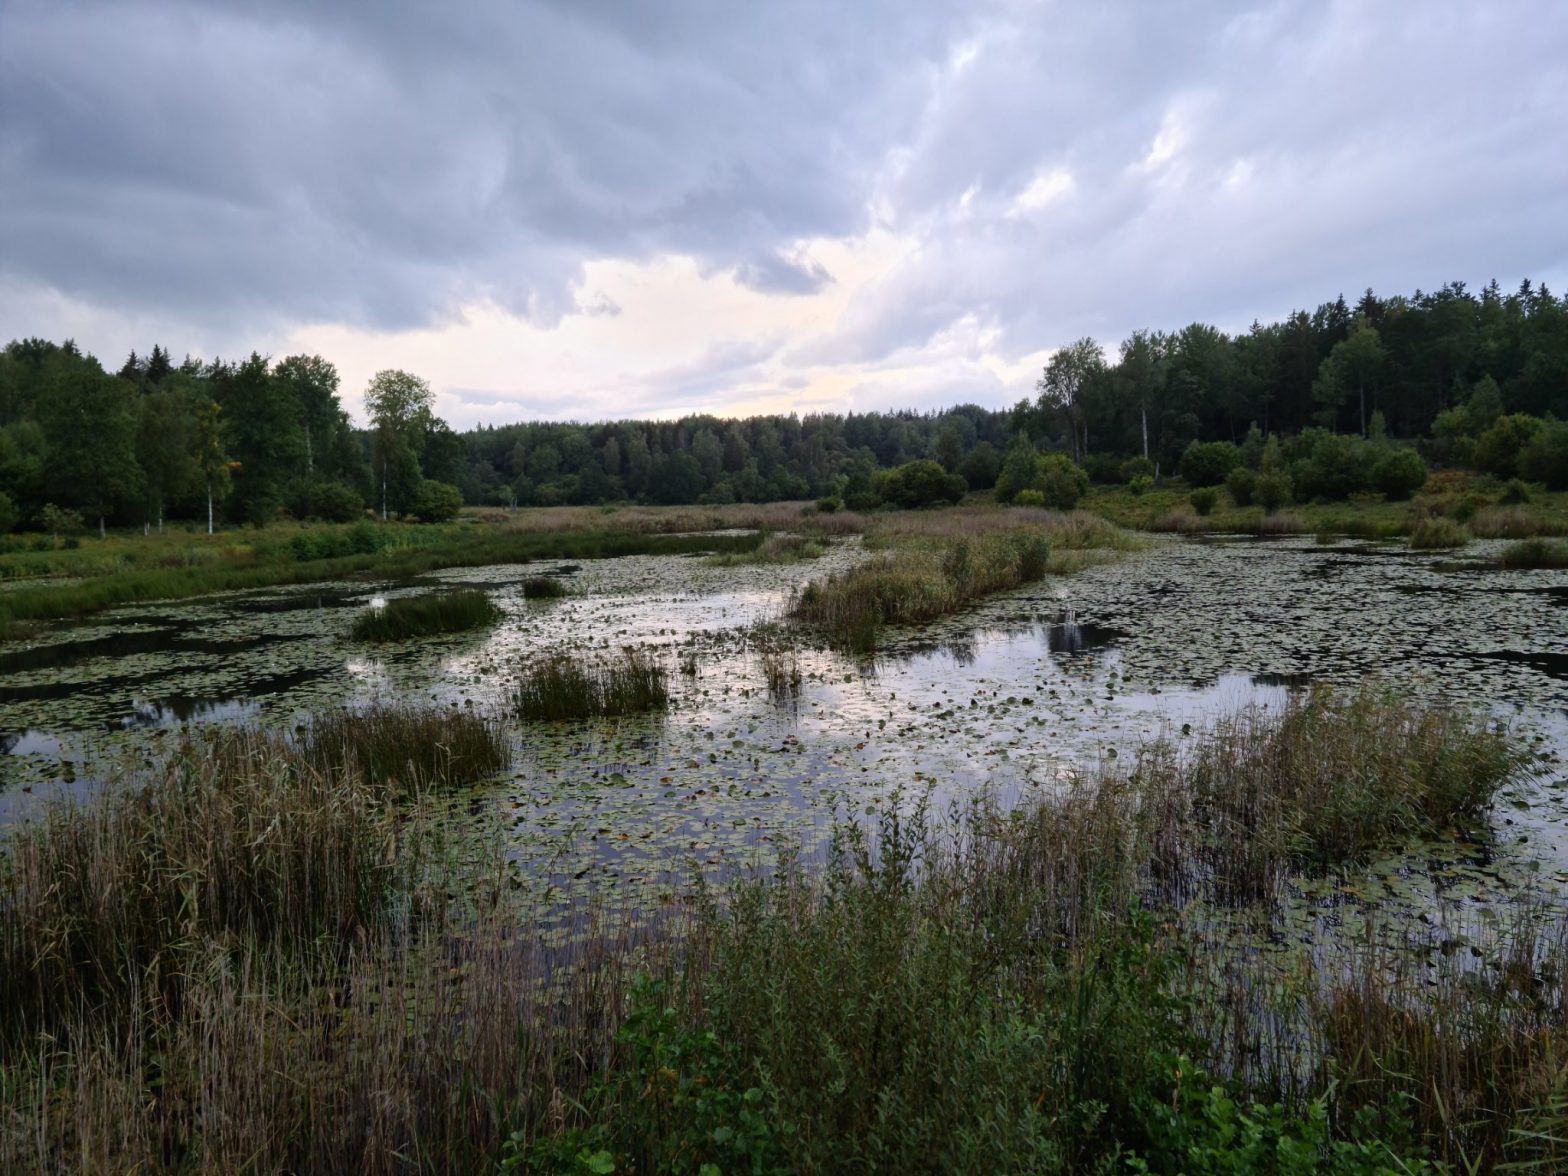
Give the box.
[520,574,569,599]
[708,530,826,566]
[1498,537,1568,569]
[351,588,499,641]
[1409,516,1471,550]
[1470,505,1568,539]
[515,647,669,720]
[754,633,803,699]
[301,703,510,794]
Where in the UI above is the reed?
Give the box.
[351,588,499,641]
[515,647,669,720]
[521,574,569,599]
[301,703,510,795]
[1498,537,1568,569]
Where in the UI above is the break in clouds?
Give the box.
[2,0,1566,425]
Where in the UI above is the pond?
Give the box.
[3,533,1565,950]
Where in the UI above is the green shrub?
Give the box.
[957,442,1001,491]
[1500,477,1533,504]
[1036,453,1089,509]
[875,459,967,509]
[1372,447,1427,500]
[1518,419,1568,489]
[1179,440,1242,487]
[1408,517,1468,550]
[1120,455,1156,484]
[1226,465,1255,506]
[351,589,499,641]
[1015,488,1046,507]
[993,438,1041,504]
[1081,451,1123,484]
[1254,471,1292,512]
[814,495,840,514]
[1292,431,1370,501]
[292,479,365,523]
[411,479,464,523]
[1189,487,1218,516]
[1472,413,1544,479]
[1129,475,1154,497]
[1448,492,1488,523]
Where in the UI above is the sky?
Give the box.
[2,0,1566,430]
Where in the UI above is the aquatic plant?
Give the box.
[1470,504,1568,538]
[708,531,826,566]
[1408,516,1470,549]
[350,588,499,641]
[301,703,510,794]
[1498,537,1568,569]
[755,636,802,699]
[521,574,569,599]
[515,647,668,720]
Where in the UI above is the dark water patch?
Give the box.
[1475,650,1568,682]
[119,696,261,729]
[1252,671,1316,688]
[229,590,368,614]
[0,630,303,678]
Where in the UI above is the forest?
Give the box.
[2,276,1566,536]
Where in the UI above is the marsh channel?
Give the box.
[2,532,1565,958]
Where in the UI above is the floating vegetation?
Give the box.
[301,703,510,794]
[350,589,498,641]
[1498,537,1568,569]
[521,575,569,599]
[515,647,668,720]
[1408,516,1470,550]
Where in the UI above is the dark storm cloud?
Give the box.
[0,0,966,331]
[2,0,1566,404]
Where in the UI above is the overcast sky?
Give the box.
[3,1,1566,429]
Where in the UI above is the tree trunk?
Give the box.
[207,487,214,535]
[304,424,313,476]
[1358,380,1366,438]
[1141,402,1149,460]
[99,515,106,539]
[382,459,388,521]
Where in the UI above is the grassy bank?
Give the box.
[0,688,1550,1172]
[0,521,763,637]
[793,508,1135,651]
[1085,474,1568,539]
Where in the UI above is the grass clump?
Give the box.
[1408,515,1469,549]
[301,703,510,794]
[515,647,668,720]
[521,574,569,599]
[1498,537,1568,569]
[709,530,826,566]
[794,528,1057,652]
[754,633,803,699]
[351,588,498,641]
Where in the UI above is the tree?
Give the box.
[39,365,141,536]
[274,354,343,478]
[364,369,434,518]
[1311,316,1384,436]
[219,353,305,524]
[1034,338,1105,462]
[192,397,233,534]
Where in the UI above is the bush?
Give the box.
[1255,471,1292,512]
[1081,451,1123,484]
[521,575,568,599]
[1189,487,1218,516]
[1372,447,1427,500]
[814,495,840,514]
[1014,488,1046,507]
[1119,455,1156,484]
[1226,466,1256,506]
[1518,419,1568,489]
[957,442,1001,491]
[1036,453,1090,509]
[1472,414,1544,479]
[875,459,966,509]
[1129,475,1153,497]
[993,439,1041,504]
[411,479,464,523]
[291,479,365,523]
[1500,478,1533,505]
[1179,440,1242,487]
[1292,431,1370,501]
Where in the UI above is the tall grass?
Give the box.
[1471,505,1568,539]
[754,634,803,699]
[521,574,569,598]
[351,588,499,641]
[708,530,826,566]
[515,647,669,720]
[793,529,1055,651]
[302,703,510,794]
[1498,537,1568,569]
[1409,516,1470,549]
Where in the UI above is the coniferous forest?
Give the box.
[2,276,1566,538]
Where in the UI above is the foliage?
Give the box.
[1408,516,1469,549]
[1129,475,1154,497]
[1180,440,1242,487]
[1190,487,1218,516]
[300,704,509,795]
[412,478,464,522]
[1518,419,1568,488]
[1015,487,1046,507]
[0,489,16,533]
[814,494,840,513]
[1472,413,1544,479]
[1498,538,1568,569]
[1291,430,1371,501]
[1254,471,1292,512]
[1371,446,1428,499]
[1225,465,1255,506]
[291,477,365,523]
[1120,455,1156,483]
[522,574,569,598]
[1036,452,1090,508]
[350,589,499,641]
[874,458,966,508]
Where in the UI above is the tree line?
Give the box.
[1,276,1565,534]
